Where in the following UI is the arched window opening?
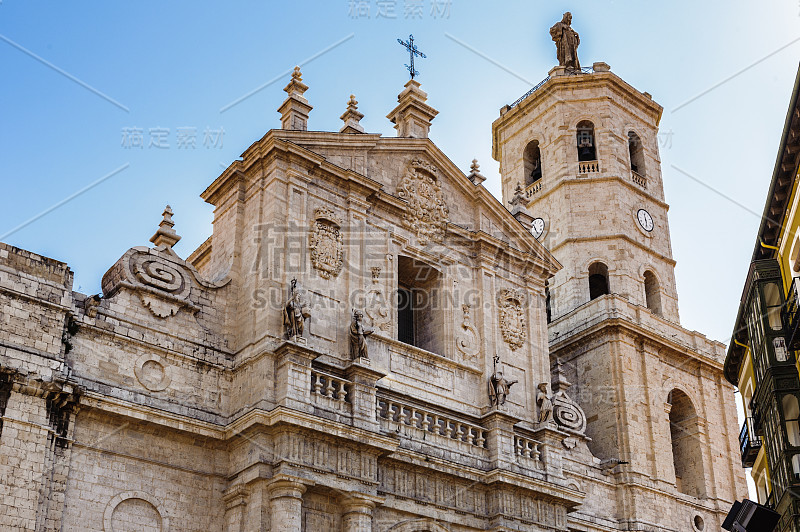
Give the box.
[523,140,543,186]
[628,131,646,176]
[668,389,706,498]
[588,262,609,300]
[644,271,662,315]
[576,121,596,162]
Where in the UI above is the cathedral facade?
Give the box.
[0,41,744,532]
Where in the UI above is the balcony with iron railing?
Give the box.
[740,416,762,467]
[784,277,800,351]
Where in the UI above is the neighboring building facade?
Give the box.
[725,64,800,532]
[0,55,744,532]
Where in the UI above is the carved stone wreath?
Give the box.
[396,158,449,246]
[309,207,343,279]
[497,289,526,351]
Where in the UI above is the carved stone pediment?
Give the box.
[309,207,343,279]
[497,288,526,351]
[397,158,449,246]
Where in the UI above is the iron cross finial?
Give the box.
[397,34,427,79]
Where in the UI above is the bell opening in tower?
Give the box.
[628,130,646,176]
[588,262,609,300]
[524,139,543,186]
[576,120,596,162]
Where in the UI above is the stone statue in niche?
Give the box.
[350,309,374,359]
[489,355,518,407]
[537,382,554,423]
[550,12,580,70]
[284,278,311,340]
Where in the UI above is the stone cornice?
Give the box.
[549,296,725,370]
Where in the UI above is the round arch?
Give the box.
[103,490,170,532]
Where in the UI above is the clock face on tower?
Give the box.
[531,217,545,239]
[637,209,654,232]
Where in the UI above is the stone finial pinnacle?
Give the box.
[467,158,486,185]
[386,79,438,138]
[340,94,365,134]
[150,205,181,249]
[278,67,312,130]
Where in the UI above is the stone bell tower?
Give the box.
[490,15,746,530]
[492,61,680,323]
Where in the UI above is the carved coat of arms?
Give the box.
[397,158,449,245]
[498,289,526,351]
[309,208,343,279]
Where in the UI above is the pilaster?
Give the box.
[482,410,520,470]
[344,358,387,431]
[274,341,317,412]
[0,376,79,532]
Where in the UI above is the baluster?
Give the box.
[324,378,335,399]
[409,408,418,428]
[398,406,408,426]
[336,381,347,402]
[516,438,524,456]
[385,401,394,421]
[421,412,431,431]
[468,427,477,446]
[444,420,453,438]
[476,430,486,448]
[532,443,541,461]
[313,374,323,395]
[456,423,466,441]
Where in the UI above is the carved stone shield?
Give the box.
[497,289,526,351]
[309,208,343,279]
[397,158,449,246]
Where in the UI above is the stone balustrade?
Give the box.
[631,170,647,189]
[376,398,487,449]
[578,160,600,174]
[514,434,543,465]
[310,370,351,408]
[525,180,543,198]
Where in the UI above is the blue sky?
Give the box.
[2,0,800,352]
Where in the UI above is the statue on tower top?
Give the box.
[550,12,580,70]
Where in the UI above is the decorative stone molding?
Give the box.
[103,490,169,532]
[497,289,526,351]
[134,354,172,392]
[222,484,250,510]
[389,518,452,532]
[397,158,449,245]
[309,207,343,279]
